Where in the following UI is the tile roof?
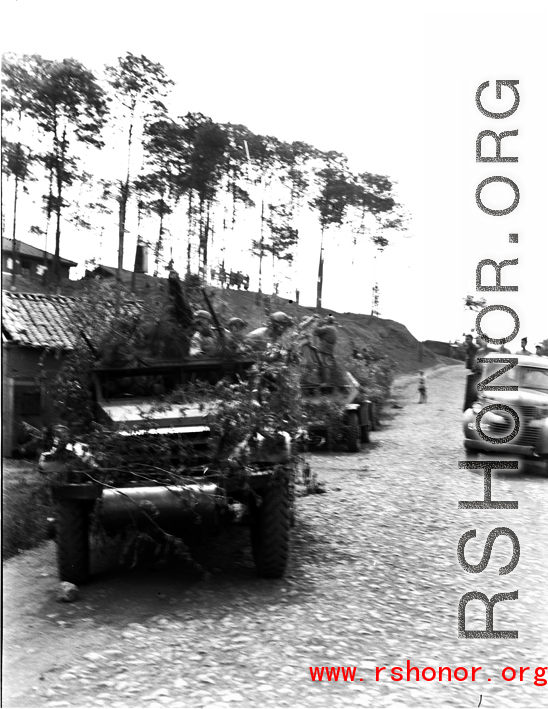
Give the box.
[2,291,78,350]
[2,237,78,267]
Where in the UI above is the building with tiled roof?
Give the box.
[2,291,79,456]
[2,291,77,350]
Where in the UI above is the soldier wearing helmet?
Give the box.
[246,311,295,349]
[227,317,248,334]
[189,310,217,357]
[313,313,338,382]
[225,317,249,353]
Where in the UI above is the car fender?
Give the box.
[537,417,548,456]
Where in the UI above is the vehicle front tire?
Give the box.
[251,476,290,578]
[346,411,360,452]
[55,500,91,585]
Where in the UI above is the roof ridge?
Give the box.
[2,289,78,302]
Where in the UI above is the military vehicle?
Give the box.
[299,331,375,452]
[39,357,296,584]
[301,371,375,452]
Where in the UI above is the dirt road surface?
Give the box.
[3,365,547,708]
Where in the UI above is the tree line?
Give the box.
[1,52,407,306]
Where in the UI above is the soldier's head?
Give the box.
[227,317,247,333]
[269,311,294,334]
[535,343,544,356]
[194,310,213,335]
[521,337,528,349]
[325,314,336,324]
[465,334,473,344]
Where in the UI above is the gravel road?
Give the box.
[3,364,547,708]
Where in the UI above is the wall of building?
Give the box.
[2,253,71,281]
[2,344,67,456]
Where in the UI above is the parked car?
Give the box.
[462,354,548,473]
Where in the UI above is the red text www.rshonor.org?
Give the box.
[309,663,548,685]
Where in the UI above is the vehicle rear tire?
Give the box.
[251,476,290,578]
[55,500,91,585]
[346,411,360,452]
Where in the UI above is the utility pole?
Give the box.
[371,282,380,317]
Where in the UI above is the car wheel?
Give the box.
[346,411,360,452]
[250,476,290,578]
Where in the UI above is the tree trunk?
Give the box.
[197,195,206,279]
[316,227,325,310]
[43,163,54,290]
[202,202,210,278]
[118,119,134,282]
[186,191,193,274]
[11,164,19,289]
[258,194,265,296]
[117,180,128,281]
[154,210,164,278]
[53,124,66,290]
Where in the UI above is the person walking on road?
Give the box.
[418,370,427,403]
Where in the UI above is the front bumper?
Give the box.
[462,407,548,458]
[463,438,538,458]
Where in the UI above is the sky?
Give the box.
[2,0,547,344]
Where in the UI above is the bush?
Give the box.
[2,463,54,559]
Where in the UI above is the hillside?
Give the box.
[4,273,451,375]
[207,287,446,375]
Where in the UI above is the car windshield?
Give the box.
[520,367,548,391]
[483,363,548,391]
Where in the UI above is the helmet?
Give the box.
[227,317,247,330]
[325,314,336,323]
[194,309,212,322]
[270,311,294,325]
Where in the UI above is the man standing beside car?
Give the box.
[515,337,532,355]
[464,334,479,370]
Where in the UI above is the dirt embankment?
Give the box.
[201,288,450,375]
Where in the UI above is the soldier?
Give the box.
[463,337,494,411]
[515,337,532,355]
[189,310,217,357]
[498,343,511,354]
[227,317,248,334]
[313,314,338,383]
[535,343,546,357]
[246,311,294,349]
[464,334,479,370]
[225,317,249,353]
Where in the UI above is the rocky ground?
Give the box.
[3,365,547,708]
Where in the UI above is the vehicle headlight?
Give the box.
[471,401,483,414]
